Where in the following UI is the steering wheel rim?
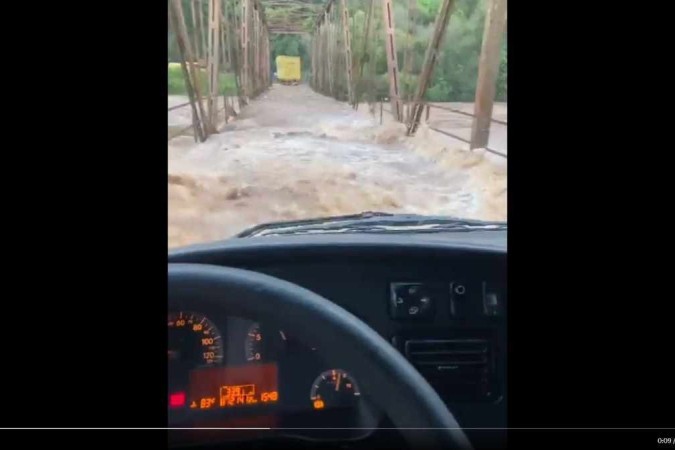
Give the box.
[168,263,472,449]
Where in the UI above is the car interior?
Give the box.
[168,226,506,449]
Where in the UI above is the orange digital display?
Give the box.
[188,363,279,410]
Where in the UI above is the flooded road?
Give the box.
[168,84,506,248]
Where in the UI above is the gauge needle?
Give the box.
[335,372,341,391]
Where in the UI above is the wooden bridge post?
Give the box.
[381,0,402,121]
[225,0,245,109]
[325,9,334,96]
[340,0,354,106]
[406,0,455,135]
[323,22,329,95]
[261,6,268,90]
[355,0,374,108]
[169,0,207,141]
[260,12,267,89]
[403,0,416,102]
[314,23,320,91]
[241,0,250,98]
[470,0,507,149]
[253,4,260,96]
[262,26,267,88]
[206,0,221,132]
[267,28,271,87]
[198,0,207,63]
[324,18,330,93]
[319,22,326,93]
[220,13,228,70]
[263,16,267,88]
[332,5,340,98]
[190,1,201,61]
[311,29,318,89]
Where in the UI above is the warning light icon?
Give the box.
[189,401,197,409]
[169,392,186,408]
[313,399,325,410]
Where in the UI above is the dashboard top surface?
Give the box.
[168,230,507,262]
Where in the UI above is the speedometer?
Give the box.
[168,312,223,369]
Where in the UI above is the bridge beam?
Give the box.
[170,0,271,140]
[190,0,202,61]
[403,0,417,120]
[241,0,250,98]
[381,0,402,122]
[169,0,208,141]
[354,0,375,108]
[196,0,207,62]
[206,0,221,132]
[406,0,456,135]
[470,0,507,149]
[340,0,355,106]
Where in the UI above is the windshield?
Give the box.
[168,0,506,248]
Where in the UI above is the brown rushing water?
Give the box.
[168,84,506,248]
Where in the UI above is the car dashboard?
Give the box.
[168,231,507,448]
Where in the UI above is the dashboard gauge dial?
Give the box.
[245,322,287,362]
[245,322,264,362]
[310,369,360,409]
[168,311,223,369]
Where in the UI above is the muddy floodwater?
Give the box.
[168,85,507,248]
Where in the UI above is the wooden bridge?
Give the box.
[168,0,506,154]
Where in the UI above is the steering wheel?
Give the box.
[169,263,472,449]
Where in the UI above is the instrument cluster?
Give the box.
[168,311,379,434]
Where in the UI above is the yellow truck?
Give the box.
[275,55,301,85]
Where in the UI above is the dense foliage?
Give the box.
[168,63,237,96]
[269,0,506,102]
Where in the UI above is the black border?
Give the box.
[1,0,168,431]
[2,0,673,448]
[506,0,675,447]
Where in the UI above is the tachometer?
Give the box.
[310,369,360,409]
[168,311,223,369]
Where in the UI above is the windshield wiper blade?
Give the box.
[254,224,504,237]
[235,211,394,237]
[236,213,506,237]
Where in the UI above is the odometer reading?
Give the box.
[168,312,223,368]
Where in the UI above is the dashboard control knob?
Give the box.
[389,283,435,320]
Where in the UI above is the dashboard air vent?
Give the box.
[404,339,493,401]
